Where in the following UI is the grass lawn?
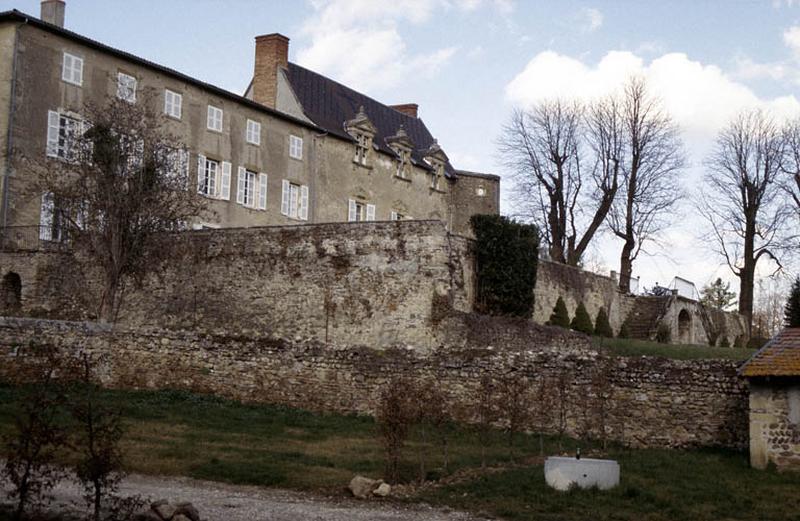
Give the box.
[1,385,798,521]
[595,337,757,361]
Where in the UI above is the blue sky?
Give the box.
[5,0,800,293]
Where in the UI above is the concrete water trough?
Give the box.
[544,456,620,491]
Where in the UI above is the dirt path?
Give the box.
[3,474,485,521]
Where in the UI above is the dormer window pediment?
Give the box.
[345,106,376,167]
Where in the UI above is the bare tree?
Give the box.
[610,78,686,292]
[500,99,620,265]
[699,109,793,330]
[28,91,209,321]
[783,118,800,213]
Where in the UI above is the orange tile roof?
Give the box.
[740,328,800,377]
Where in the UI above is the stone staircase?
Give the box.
[625,296,670,340]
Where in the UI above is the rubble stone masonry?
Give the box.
[0,316,749,450]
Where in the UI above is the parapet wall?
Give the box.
[0,317,748,450]
[1,221,474,349]
[0,221,747,348]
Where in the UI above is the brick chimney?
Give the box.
[40,0,65,28]
[391,103,419,118]
[253,33,289,109]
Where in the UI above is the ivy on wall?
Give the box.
[470,215,539,317]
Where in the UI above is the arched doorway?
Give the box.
[1,272,21,312]
[678,309,692,344]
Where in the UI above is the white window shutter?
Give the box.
[236,166,246,205]
[40,192,54,240]
[299,185,309,221]
[220,161,231,200]
[281,180,290,216]
[197,154,206,193]
[46,111,60,157]
[390,211,398,221]
[348,199,357,222]
[366,204,375,221]
[258,173,268,210]
[75,57,83,85]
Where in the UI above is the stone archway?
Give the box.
[678,309,692,344]
[1,272,22,312]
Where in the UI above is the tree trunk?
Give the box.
[738,215,757,334]
[618,239,635,293]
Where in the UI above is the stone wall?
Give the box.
[0,317,749,450]
[19,221,471,349]
[533,260,634,334]
[748,379,800,470]
[533,260,748,346]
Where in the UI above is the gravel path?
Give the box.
[3,474,486,521]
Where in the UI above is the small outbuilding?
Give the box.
[740,328,800,470]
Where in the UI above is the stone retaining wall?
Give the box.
[0,317,749,450]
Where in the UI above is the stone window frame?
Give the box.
[428,161,444,191]
[353,132,371,167]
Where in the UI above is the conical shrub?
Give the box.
[594,308,613,338]
[547,297,571,328]
[570,302,594,335]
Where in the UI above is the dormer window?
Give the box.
[386,125,414,181]
[354,132,370,166]
[424,139,448,192]
[345,106,377,169]
[395,148,409,178]
[430,162,443,190]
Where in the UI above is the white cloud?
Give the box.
[296,0,473,93]
[732,55,788,81]
[580,7,603,32]
[784,25,800,59]
[505,50,800,148]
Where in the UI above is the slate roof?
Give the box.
[286,63,455,177]
[0,10,321,133]
[740,328,800,377]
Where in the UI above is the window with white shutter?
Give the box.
[236,167,246,205]
[281,180,290,216]
[299,185,309,221]
[117,72,137,103]
[46,111,60,158]
[246,119,261,145]
[46,110,81,161]
[197,154,207,194]
[207,105,223,132]
[258,174,268,210]
[62,52,83,86]
[348,199,357,222]
[164,89,182,119]
[281,180,305,218]
[198,156,220,197]
[289,135,303,160]
[390,211,398,221]
[236,167,257,208]
[220,161,231,200]
[348,200,373,222]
